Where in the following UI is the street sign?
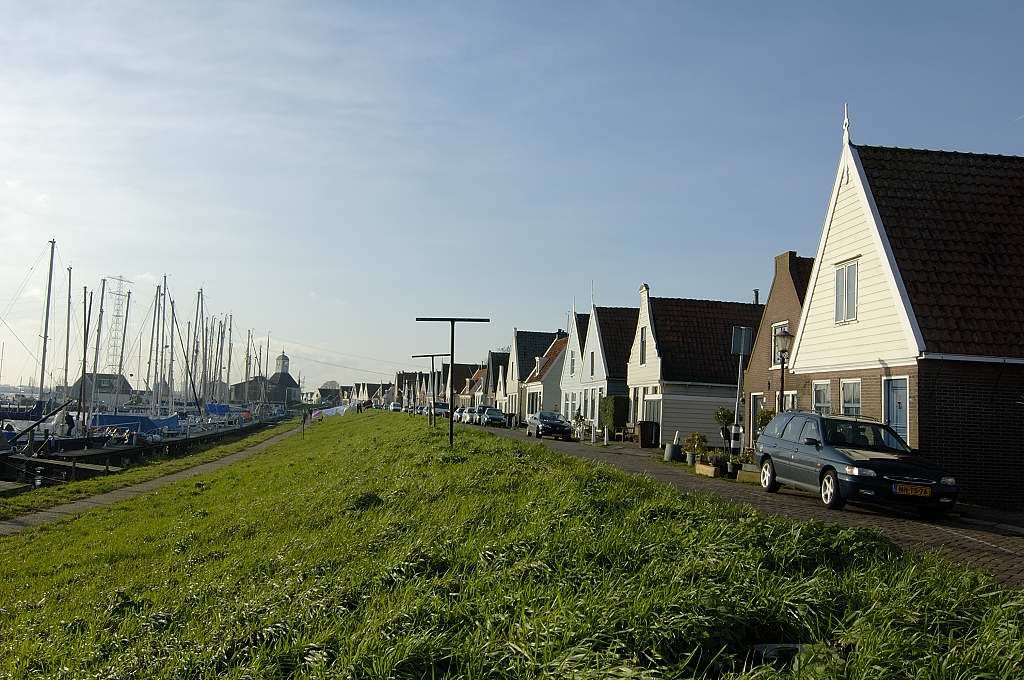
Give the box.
[731,326,753,356]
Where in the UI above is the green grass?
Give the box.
[0,419,297,520]
[0,412,1021,679]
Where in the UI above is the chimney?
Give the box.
[535,357,542,373]
[753,288,759,305]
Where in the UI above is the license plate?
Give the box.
[893,484,931,497]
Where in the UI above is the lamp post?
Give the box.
[412,353,451,428]
[415,317,489,448]
[774,326,794,412]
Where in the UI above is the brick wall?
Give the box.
[743,252,807,445]
[787,366,920,447]
[918,359,1024,511]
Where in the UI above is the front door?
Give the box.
[884,378,909,442]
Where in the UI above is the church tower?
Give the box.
[276,351,289,375]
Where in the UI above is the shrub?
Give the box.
[713,406,734,427]
[599,395,628,430]
[682,431,707,455]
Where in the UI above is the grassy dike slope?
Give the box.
[0,412,1021,679]
[0,419,298,521]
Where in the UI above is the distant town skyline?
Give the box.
[3,1,1023,389]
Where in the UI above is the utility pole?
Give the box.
[415,317,489,448]
[38,239,55,401]
[112,291,131,414]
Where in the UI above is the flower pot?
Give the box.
[686,451,696,466]
[694,462,720,478]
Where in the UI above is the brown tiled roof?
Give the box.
[526,336,569,383]
[857,144,1024,357]
[513,330,566,381]
[594,306,638,379]
[649,297,764,383]
[574,312,590,350]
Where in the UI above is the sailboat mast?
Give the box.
[78,288,93,427]
[63,267,71,398]
[88,278,106,423]
[145,286,158,413]
[157,276,167,414]
[225,315,233,403]
[168,299,176,410]
[113,290,131,414]
[244,330,251,404]
[38,239,56,401]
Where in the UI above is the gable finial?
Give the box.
[842,102,851,144]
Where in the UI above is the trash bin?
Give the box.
[638,420,659,448]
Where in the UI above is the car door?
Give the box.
[774,415,807,484]
[791,417,824,488]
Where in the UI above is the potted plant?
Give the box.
[739,447,758,473]
[683,431,706,467]
[726,452,739,477]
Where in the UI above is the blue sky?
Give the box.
[2,1,1023,389]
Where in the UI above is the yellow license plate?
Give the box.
[894,484,931,497]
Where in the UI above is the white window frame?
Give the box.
[569,351,575,376]
[812,380,831,415]
[840,378,862,416]
[835,259,859,324]
[590,351,595,377]
[749,392,765,446]
[770,320,789,369]
[639,327,647,365]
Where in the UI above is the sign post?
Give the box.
[729,326,753,453]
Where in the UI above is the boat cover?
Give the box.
[205,403,230,416]
[90,414,180,433]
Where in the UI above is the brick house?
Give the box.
[742,251,814,446]
[787,117,1024,509]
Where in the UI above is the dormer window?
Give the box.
[835,259,859,323]
[640,327,647,365]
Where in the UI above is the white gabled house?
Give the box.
[559,305,639,428]
[785,113,1024,510]
[524,335,569,416]
[626,283,763,446]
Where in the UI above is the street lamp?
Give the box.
[774,326,794,412]
[415,317,489,448]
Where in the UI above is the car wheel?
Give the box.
[760,459,780,493]
[820,469,846,510]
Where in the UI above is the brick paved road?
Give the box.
[482,425,1024,587]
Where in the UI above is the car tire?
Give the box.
[760,458,780,493]
[820,469,846,510]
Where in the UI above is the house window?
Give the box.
[590,352,595,377]
[835,260,859,323]
[779,391,797,411]
[631,387,639,422]
[770,321,789,367]
[590,388,597,419]
[569,351,575,376]
[813,381,831,415]
[841,379,861,416]
[640,327,647,365]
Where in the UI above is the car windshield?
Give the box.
[486,409,501,416]
[823,418,910,454]
[538,411,563,422]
